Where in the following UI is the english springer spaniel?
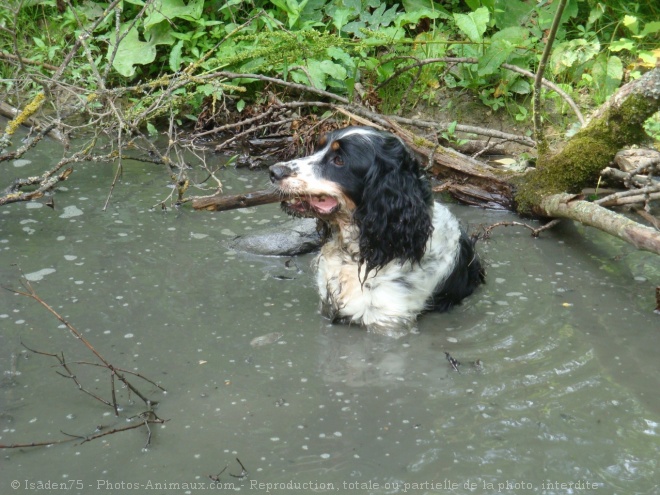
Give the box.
[269,126,484,337]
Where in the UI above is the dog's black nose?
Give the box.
[269,164,294,183]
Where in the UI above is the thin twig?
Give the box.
[5,278,162,410]
[533,0,567,154]
[20,342,114,408]
[595,185,660,206]
[481,219,561,239]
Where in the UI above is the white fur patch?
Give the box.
[316,202,461,337]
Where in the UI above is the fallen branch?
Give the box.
[1,275,166,450]
[5,277,164,412]
[601,167,653,187]
[0,167,73,206]
[0,101,64,142]
[596,186,660,207]
[0,412,166,450]
[0,49,59,71]
[192,189,284,211]
[481,219,561,239]
[387,115,535,147]
[538,193,660,255]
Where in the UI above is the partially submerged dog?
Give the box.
[269,126,484,337]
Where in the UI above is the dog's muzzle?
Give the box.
[269,163,294,183]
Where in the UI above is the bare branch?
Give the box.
[539,193,660,255]
[6,278,164,410]
[533,0,567,154]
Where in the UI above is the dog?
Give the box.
[269,126,484,337]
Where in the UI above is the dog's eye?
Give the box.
[333,155,344,167]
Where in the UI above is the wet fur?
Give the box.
[269,126,484,337]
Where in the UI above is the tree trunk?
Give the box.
[515,68,660,215]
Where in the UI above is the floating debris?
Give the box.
[250,332,283,347]
[445,352,461,373]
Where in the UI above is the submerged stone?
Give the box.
[229,218,321,256]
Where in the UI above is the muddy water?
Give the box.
[1,136,659,495]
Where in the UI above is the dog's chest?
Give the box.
[314,239,430,326]
[315,241,365,310]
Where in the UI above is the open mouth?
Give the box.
[282,195,339,217]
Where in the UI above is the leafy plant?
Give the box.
[2,0,657,125]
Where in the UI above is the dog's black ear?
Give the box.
[354,135,433,278]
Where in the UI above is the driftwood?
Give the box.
[539,193,660,253]
[614,148,660,173]
[192,189,284,211]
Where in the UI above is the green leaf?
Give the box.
[509,78,530,94]
[478,39,514,76]
[623,15,638,35]
[587,4,604,26]
[108,25,157,77]
[196,84,217,96]
[636,21,660,39]
[591,54,623,99]
[301,59,347,88]
[538,0,578,30]
[343,0,361,13]
[145,20,177,46]
[144,0,204,30]
[169,40,183,72]
[549,38,600,74]
[342,20,367,36]
[331,7,354,32]
[394,9,441,29]
[402,0,450,18]
[453,7,489,43]
[147,122,158,136]
[465,0,480,11]
[638,50,659,68]
[270,0,310,28]
[493,0,532,30]
[609,38,634,52]
[366,3,398,28]
[490,25,527,45]
[327,46,355,71]
[236,99,246,112]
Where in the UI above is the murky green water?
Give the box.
[1,135,659,495]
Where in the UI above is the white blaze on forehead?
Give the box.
[274,127,381,195]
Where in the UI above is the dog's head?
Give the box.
[270,126,434,276]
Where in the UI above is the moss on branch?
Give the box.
[515,70,660,214]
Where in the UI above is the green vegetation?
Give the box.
[2,0,658,124]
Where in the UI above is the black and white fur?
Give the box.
[269,126,484,337]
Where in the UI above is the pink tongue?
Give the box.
[310,196,338,214]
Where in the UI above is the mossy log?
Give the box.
[515,68,660,215]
